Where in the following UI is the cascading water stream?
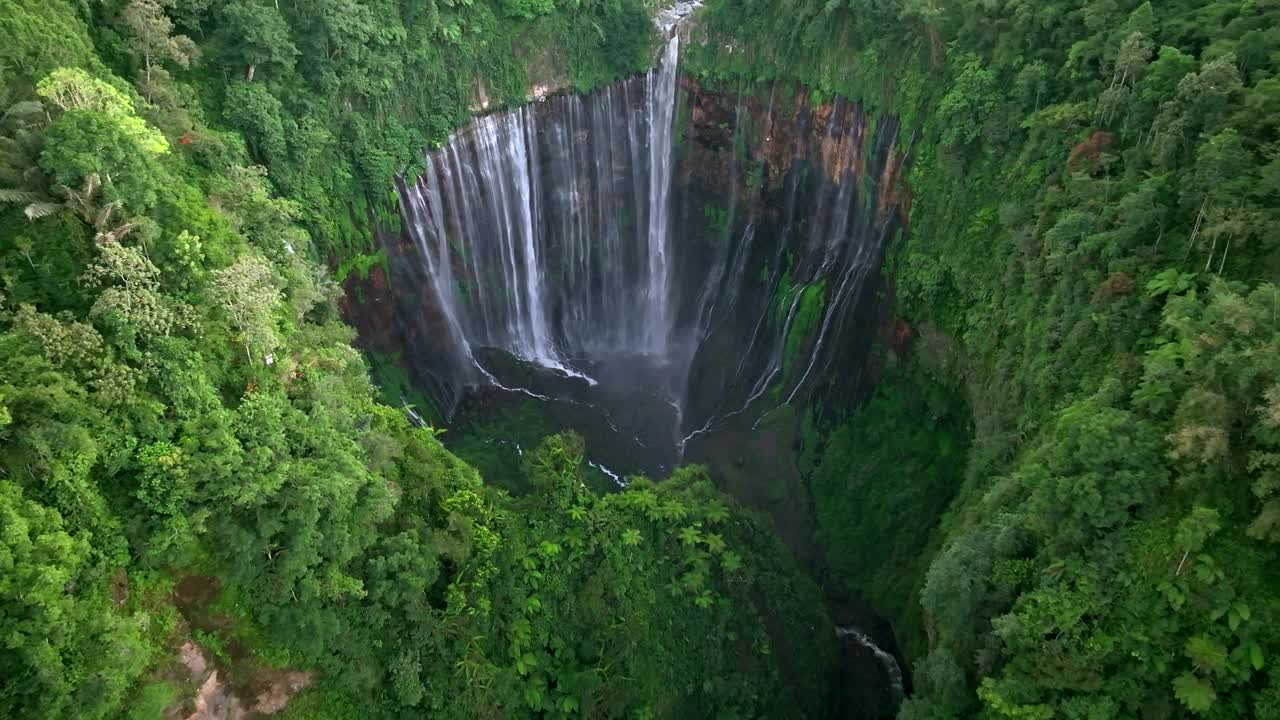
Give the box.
[836,626,906,707]
[643,36,681,353]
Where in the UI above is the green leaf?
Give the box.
[1235,601,1251,622]
[721,550,742,573]
[1185,635,1228,671]
[678,525,703,546]
[523,686,542,708]
[1172,673,1216,713]
[1250,643,1265,671]
[1146,268,1196,297]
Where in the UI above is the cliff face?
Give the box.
[674,77,908,439]
[339,48,915,720]
[341,72,909,477]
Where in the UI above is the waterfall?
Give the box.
[389,38,904,463]
[643,36,680,353]
[399,36,683,390]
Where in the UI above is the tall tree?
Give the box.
[117,0,198,103]
[214,0,298,82]
[209,254,280,363]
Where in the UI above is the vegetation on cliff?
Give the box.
[691,0,1280,716]
[7,0,1280,717]
[0,2,835,718]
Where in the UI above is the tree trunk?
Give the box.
[1184,197,1208,263]
[246,64,257,82]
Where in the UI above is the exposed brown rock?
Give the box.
[1068,130,1114,172]
[169,577,313,720]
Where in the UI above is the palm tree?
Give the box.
[11,169,134,238]
[1,95,140,279]
[0,98,53,217]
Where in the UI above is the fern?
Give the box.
[93,200,121,231]
[24,202,62,220]
[0,188,38,203]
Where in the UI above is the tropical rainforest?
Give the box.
[0,0,1278,719]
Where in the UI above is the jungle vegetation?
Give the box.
[0,1,831,718]
[3,0,1280,718]
[689,0,1280,716]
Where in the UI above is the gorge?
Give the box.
[5,0,1280,718]
[354,32,907,480]
[342,21,914,717]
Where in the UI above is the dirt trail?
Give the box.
[166,575,312,719]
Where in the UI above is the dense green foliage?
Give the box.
[100,0,652,265]
[8,0,1280,716]
[689,0,1280,716]
[0,2,839,718]
[811,348,969,662]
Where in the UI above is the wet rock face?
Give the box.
[655,0,704,37]
[343,72,908,476]
[674,78,907,437]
